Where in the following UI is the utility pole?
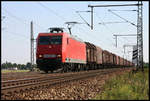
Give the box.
[91,7,94,30]
[1,16,6,21]
[113,34,137,47]
[110,2,143,71]
[2,16,6,30]
[88,2,143,71]
[137,1,143,71]
[31,21,34,71]
[88,3,140,30]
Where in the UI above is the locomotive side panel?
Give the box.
[65,36,86,64]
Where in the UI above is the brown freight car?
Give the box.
[120,57,124,66]
[128,60,131,67]
[112,53,117,66]
[128,61,131,66]
[95,45,103,65]
[109,52,114,65]
[124,59,127,66]
[127,60,130,67]
[116,55,120,66]
[127,60,129,66]
[85,42,97,63]
[102,50,112,68]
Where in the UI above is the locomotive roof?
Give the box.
[69,34,85,43]
[37,31,85,43]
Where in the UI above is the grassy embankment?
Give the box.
[1,70,30,73]
[93,68,149,100]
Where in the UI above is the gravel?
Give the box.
[2,68,133,100]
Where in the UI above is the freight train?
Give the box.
[36,27,134,73]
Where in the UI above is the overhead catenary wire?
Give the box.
[55,6,116,49]
[66,8,116,50]
[99,21,128,25]
[73,9,116,47]
[121,36,136,44]
[2,30,29,42]
[2,2,132,63]
[95,11,135,52]
[108,9,137,27]
[76,25,124,56]
[37,3,107,48]
[110,9,138,11]
[37,2,67,23]
[3,8,45,30]
[75,25,108,50]
[76,11,91,28]
[4,30,29,39]
[72,7,125,55]
[94,12,122,44]
[94,12,127,55]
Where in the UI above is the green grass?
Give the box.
[1,70,30,73]
[93,68,149,100]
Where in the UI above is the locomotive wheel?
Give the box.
[50,70,53,73]
[61,64,67,73]
[44,70,48,73]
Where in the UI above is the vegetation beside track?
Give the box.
[93,68,149,100]
[1,70,30,73]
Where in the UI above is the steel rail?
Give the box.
[1,68,121,96]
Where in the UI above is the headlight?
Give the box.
[39,55,42,57]
[57,55,61,57]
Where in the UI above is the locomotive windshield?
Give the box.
[39,36,62,45]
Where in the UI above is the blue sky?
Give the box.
[1,1,149,64]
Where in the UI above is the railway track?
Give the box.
[1,68,127,97]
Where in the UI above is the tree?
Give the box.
[26,62,31,70]
[13,63,17,67]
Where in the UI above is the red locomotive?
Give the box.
[36,27,134,73]
[36,28,86,73]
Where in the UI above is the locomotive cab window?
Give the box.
[39,36,62,45]
[39,36,50,45]
[50,36,62,44]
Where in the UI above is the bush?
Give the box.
[94,68,149,100]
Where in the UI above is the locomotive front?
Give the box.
[36,28,64,73]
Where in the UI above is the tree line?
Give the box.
[1,61,36,70]
[1,61,149,70]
